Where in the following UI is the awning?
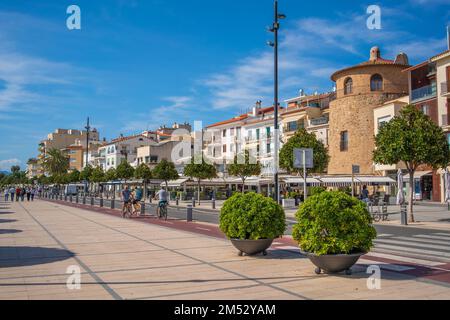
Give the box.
[320,177,355,186]
[283,177,322,186]
[162,178,189,188]
[403,171,432,180]
[356,176,396,185]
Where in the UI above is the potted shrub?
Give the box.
[220,193,286,256]
[292,191,376,275]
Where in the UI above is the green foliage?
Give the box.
[90,167,105,183]
[105,168,117,181]
[80,165,94,182]
[310,186,326,196]
[68,169,80,183]
[42,148,69,176]
[227,150,262,191]
[116,160,135,180]
[134,163,152,180]
[10,165,21,174]
[292,191,376,255]
[152,159,179,188]
[220,193,286,240]
[286,191,300,199]
[279,129,329,177]
[184,156,217,181]
[374,105,450,170]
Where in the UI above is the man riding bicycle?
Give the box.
[131,187,143,215]
[154,188,168,218]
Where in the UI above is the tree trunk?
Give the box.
[198,180,201,205]
[241,178,245,193]
[165,180,168,191]
[408,170,415,223]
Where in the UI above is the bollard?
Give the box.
[192,197,196,208]
[111,199,115,209]
[176,197,179,206]
[400,203,408,226]
[76,195,79,203]
[100,197,103,207]
[70,195,73,203]
[91,197,94,206]
[65,195,67,202]
[140,201,145,216]
[212,198,216,210]
[83,196,86,205]
[187,205,193,222]
[60,194,63,201]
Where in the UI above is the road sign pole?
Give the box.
[303,150,307,201]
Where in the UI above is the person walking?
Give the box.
[9,187,15,202]
[20,188,25,201]
[3,188,8,202]
[361,185,370,204]
[31,188,36,201]
[15,187,20,202]
[26,187,31,201]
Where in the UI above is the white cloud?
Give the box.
[0,158,21,171]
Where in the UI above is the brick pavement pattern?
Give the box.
[1,200,450,300]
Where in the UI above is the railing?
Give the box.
[411,83,437,102]
[310,117,329,126]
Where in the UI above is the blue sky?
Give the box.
[0,0,449,171]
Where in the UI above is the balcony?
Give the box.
[411,83,437,103]
[441,82,450,97]
[310,117,329,127]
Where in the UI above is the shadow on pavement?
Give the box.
[0,229,22,235]
[0,246,75,268]
[0,219,17,224]
[0,212,14,215]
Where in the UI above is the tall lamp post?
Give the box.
[85,117,90,168]
[268,0,285,203]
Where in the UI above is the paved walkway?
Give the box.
[1,199,450,300]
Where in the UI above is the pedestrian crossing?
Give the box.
[373,232,450,265]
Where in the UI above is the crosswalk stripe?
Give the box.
[414,234,450,241]
[431,233,450,238]
[375,239,450,251]
[394,236,450,246]
[358,259,416,272]
[366,252,443,266]
[374,243,450,258]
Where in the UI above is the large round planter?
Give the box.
[300,251,366,275]
[230,239,274,256]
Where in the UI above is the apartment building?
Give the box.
[135,140,188,174]
[98,134,155,171]
[282,91,334,147]
[26,158,40,179]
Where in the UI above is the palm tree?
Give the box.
[42,148,69,176]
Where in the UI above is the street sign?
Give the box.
[294,148,314,169]
[352,165,360,174]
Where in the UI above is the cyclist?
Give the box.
[121,186,131,218]
[131,187,143,216]
[154,188,168,218]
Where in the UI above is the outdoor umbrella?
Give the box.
[396,169,405,205]
[445,169,450,202]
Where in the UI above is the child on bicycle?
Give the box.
[121,186,131,218]
[131,187,143,215]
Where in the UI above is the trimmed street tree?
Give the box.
[184,156,217,204]
[80,165,93,182]
[68,169,80,183]
[90,167,105,183]
[374,105,450,222]
[105,168,117,181]
[279,128,329,177]
[42,148,69,176]
[227,149,262,193]
[152,159,179,190]
[116,160,135,182]
[134,163,152,181]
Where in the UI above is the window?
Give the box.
[266,127,271,138]
[267,143,271,154]
[340,131,349,151]
[377,116,391,132]
[344,78,353,95]
[145,156,150,164]
[256,145,260,156]
[223,145,227,153]
[286,121,298,132]
[230,128,235,136]
[236,127,241,139]
[256,129,260,140]
[421,104,430,116]
[111,159,115,166]
[247,130,253,140]
[371,74,383,91]
[150,156,158,163]
[223,129,226,137]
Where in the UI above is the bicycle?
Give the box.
[122,201,133,219]
[159,202,168,220]
[131,200,141,217]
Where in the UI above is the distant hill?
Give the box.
[0,170,10,175]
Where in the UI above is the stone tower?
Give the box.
[328,47,410,175]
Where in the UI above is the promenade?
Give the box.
[1,199,450,300]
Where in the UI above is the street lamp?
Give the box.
[85,117,90,168]
[268,0,285,203]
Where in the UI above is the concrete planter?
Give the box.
[300,251,365,275]
[230,239,274,256]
